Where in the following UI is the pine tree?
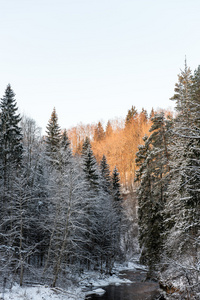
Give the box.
[0,84,24,282]
[158,63,200,296]
[60,129,70,149]
[140,108,148,124]
[100,154,112,194]
[60,129,72,167]
[111,166,123,260]
[149,108,155,120]
[45,108,61,164]
[0,84,23,187]
[81,137,99,190]
[105,120,113,137]
[94,121,105,142]
[125,105,137,127]
[165,62,200,264]
[112,166,122,204]
[135,135,155,268]
[135,113,171,275]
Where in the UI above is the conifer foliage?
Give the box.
[0,93,124,288]
[0,85,24,283]
[45,107,61,163]
[135,113,171,275]
[135,62,200,296]
[0,84,23,182]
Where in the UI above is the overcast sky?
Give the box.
[1,0,200,133]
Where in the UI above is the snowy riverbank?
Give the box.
[2,261,146,300]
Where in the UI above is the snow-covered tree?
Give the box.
[100,154,112,194]
[135,113,171,276]
[0,85,24,283]
[81,137,99,191]
[0,84,23,188]
[160,62,200,297]
[45,108,61,165]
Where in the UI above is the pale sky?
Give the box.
[1,0,200,133]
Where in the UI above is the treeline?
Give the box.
[135,62,200,298]
[68,106,157,190]
[0,86,126,287]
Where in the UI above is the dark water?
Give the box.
[85,269,161,300]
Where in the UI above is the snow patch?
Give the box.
[86,288,105,296]
[3,262,139,300]
[3,284,84,300]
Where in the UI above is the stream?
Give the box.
[85,268,161,300]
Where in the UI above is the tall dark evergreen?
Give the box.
[60,129,70,150]
[0,84,23,187]
[45,108,61,164]
[135,113,171,276]
[112,166,122,204]
[100,154,112,194]
[0,84,24,282]
[165,62,200,265]
[81,137,99,190]
[60,129,72,167]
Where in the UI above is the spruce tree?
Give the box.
[125,105,137,127]
[45,108,61,164]
[0,84,23,281]
[111,166,123,260]
[60,129,70,150]
[81,137,99,190]
[60,129,72,168]
[112,166,122,204]
[135,135,155,268]
[0,84,23,186]
[94,121,105,142]
[149,108,155,120]
[105,120,113,137]
[100,154,112,194]
[165,62,200,264]
[135,113,171,275]
[139,108,148,124]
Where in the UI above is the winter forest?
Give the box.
[0,62,199,298]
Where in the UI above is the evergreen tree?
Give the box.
[105,120,113,137]
[81,136,91,154]
[60,129,72,167]
[45,108,61,164]
[135,135,155,268]
[139,108,148,124]
[94,121,105,142]
[112,166,122,204]
[0,84,24,282]
[135,113,171,276]
[60,129,70,150]
[149,107,155,120]
[81,137,99,190]
[100,154,112,194]
[165,62,200,265]
[0,84,23,187]
[111,166,123,260]
[125,105,137,127]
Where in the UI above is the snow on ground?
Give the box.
[2,260,143,300]
[2,284,85,300]
[114,260,147,271]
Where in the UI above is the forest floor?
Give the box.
[1,260,145,300]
